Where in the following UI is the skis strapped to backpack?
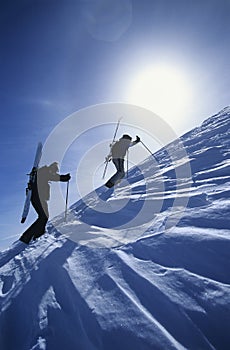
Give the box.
[21,142,43,223]
[102,117,122,179]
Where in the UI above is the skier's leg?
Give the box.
[105,159,125,187]
[19,195,48,244]
[114,158,125,183]
[32,199,49,239]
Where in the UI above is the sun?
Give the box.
[127,64,192,128]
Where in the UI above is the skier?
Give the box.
[19,162,71,244]
[105,134,140,188]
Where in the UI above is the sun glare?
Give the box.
[127,64,192,129]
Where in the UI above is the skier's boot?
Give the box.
[19,234,32,244]
[105,180,114,188]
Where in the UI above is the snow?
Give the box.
[0,107,230,349]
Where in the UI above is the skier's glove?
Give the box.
[135,135,140,143]
[105,155,112,162]
[60,173,71,182]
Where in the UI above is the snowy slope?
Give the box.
[0,107,230,350]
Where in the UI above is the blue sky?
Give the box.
[0,0,230,250]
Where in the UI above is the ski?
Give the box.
[102,117,122,179]
[21,142,43,223]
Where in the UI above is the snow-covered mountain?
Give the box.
[1,107,230,350]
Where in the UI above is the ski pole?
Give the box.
[64,180,69,222]
[140,140,153,156]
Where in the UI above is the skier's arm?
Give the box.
[49,172,71,182]
[130,136,140,147]
[105,142,115,162]
[105,153,112,162]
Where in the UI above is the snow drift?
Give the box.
[0,107,230,350]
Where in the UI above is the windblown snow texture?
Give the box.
[0,108,230,350]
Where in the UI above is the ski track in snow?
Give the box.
[0,108,230,350]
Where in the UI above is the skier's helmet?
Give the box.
[122,134,132,140]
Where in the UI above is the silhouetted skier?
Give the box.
[105,134,140,188]
[19,162,70,244]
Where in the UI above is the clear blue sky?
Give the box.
[0,0,230,250]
